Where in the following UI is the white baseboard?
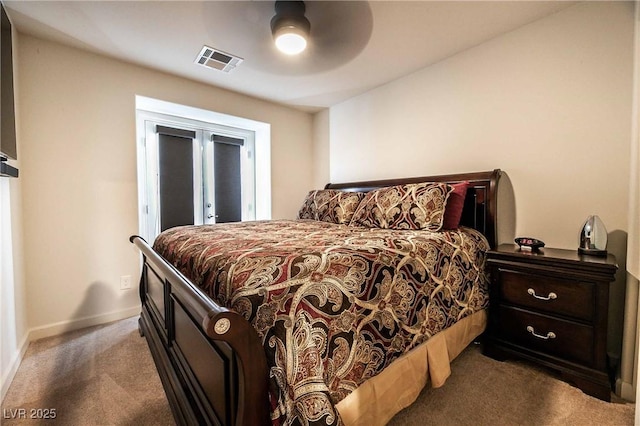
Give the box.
[615,378,636,402]
[28,306,140,341]
[0,333,30,404]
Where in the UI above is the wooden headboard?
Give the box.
[325,169,501,249]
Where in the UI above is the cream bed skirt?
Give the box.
[335,309,487,426]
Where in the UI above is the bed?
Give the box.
[130,169,501,426]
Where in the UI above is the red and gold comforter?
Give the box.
[153,219,490,425]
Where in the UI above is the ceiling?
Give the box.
[5,1,576,112]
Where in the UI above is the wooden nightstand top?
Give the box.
[489,244,618,277]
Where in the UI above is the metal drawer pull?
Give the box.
[527,288,557,301]
[526,326,556,340]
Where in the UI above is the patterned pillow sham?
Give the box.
[350,182,453,231]
[297,189,365,225]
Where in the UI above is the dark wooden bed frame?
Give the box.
[130,169,501,426]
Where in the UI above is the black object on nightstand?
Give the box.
[483,244,618,401]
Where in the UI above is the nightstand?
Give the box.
[483,244,617,401]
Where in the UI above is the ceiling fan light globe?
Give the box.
[274,30,307,55]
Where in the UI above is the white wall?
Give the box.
[1,28,28,402]
[326,0,635,391]
[0,176,28,401]
[312,108,330,189]
[628,1,640,406]
[16,34,314,337]
[330,1,633,251]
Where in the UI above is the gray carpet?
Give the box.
[1,317,172,425]
[1,316,634,425]
[388,342,634,426]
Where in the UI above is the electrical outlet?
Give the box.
[120,275,132,290]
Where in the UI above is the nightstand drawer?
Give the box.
[497,306,594,366]
[498,269,594,321]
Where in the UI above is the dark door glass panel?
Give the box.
[213,141,242,223]
[158,130,195,231]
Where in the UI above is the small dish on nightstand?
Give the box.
[514,237,545,251]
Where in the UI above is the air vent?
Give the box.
[195,46,243,73]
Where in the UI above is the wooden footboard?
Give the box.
[130,236,270,426]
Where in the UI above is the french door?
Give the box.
[141,116,256,242]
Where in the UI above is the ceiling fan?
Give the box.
[200,1,373,76]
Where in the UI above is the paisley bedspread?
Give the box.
[153,219,490,425]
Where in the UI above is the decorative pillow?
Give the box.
[442,181,469,229]
[350,182,453,231]
[297,189,365,224]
